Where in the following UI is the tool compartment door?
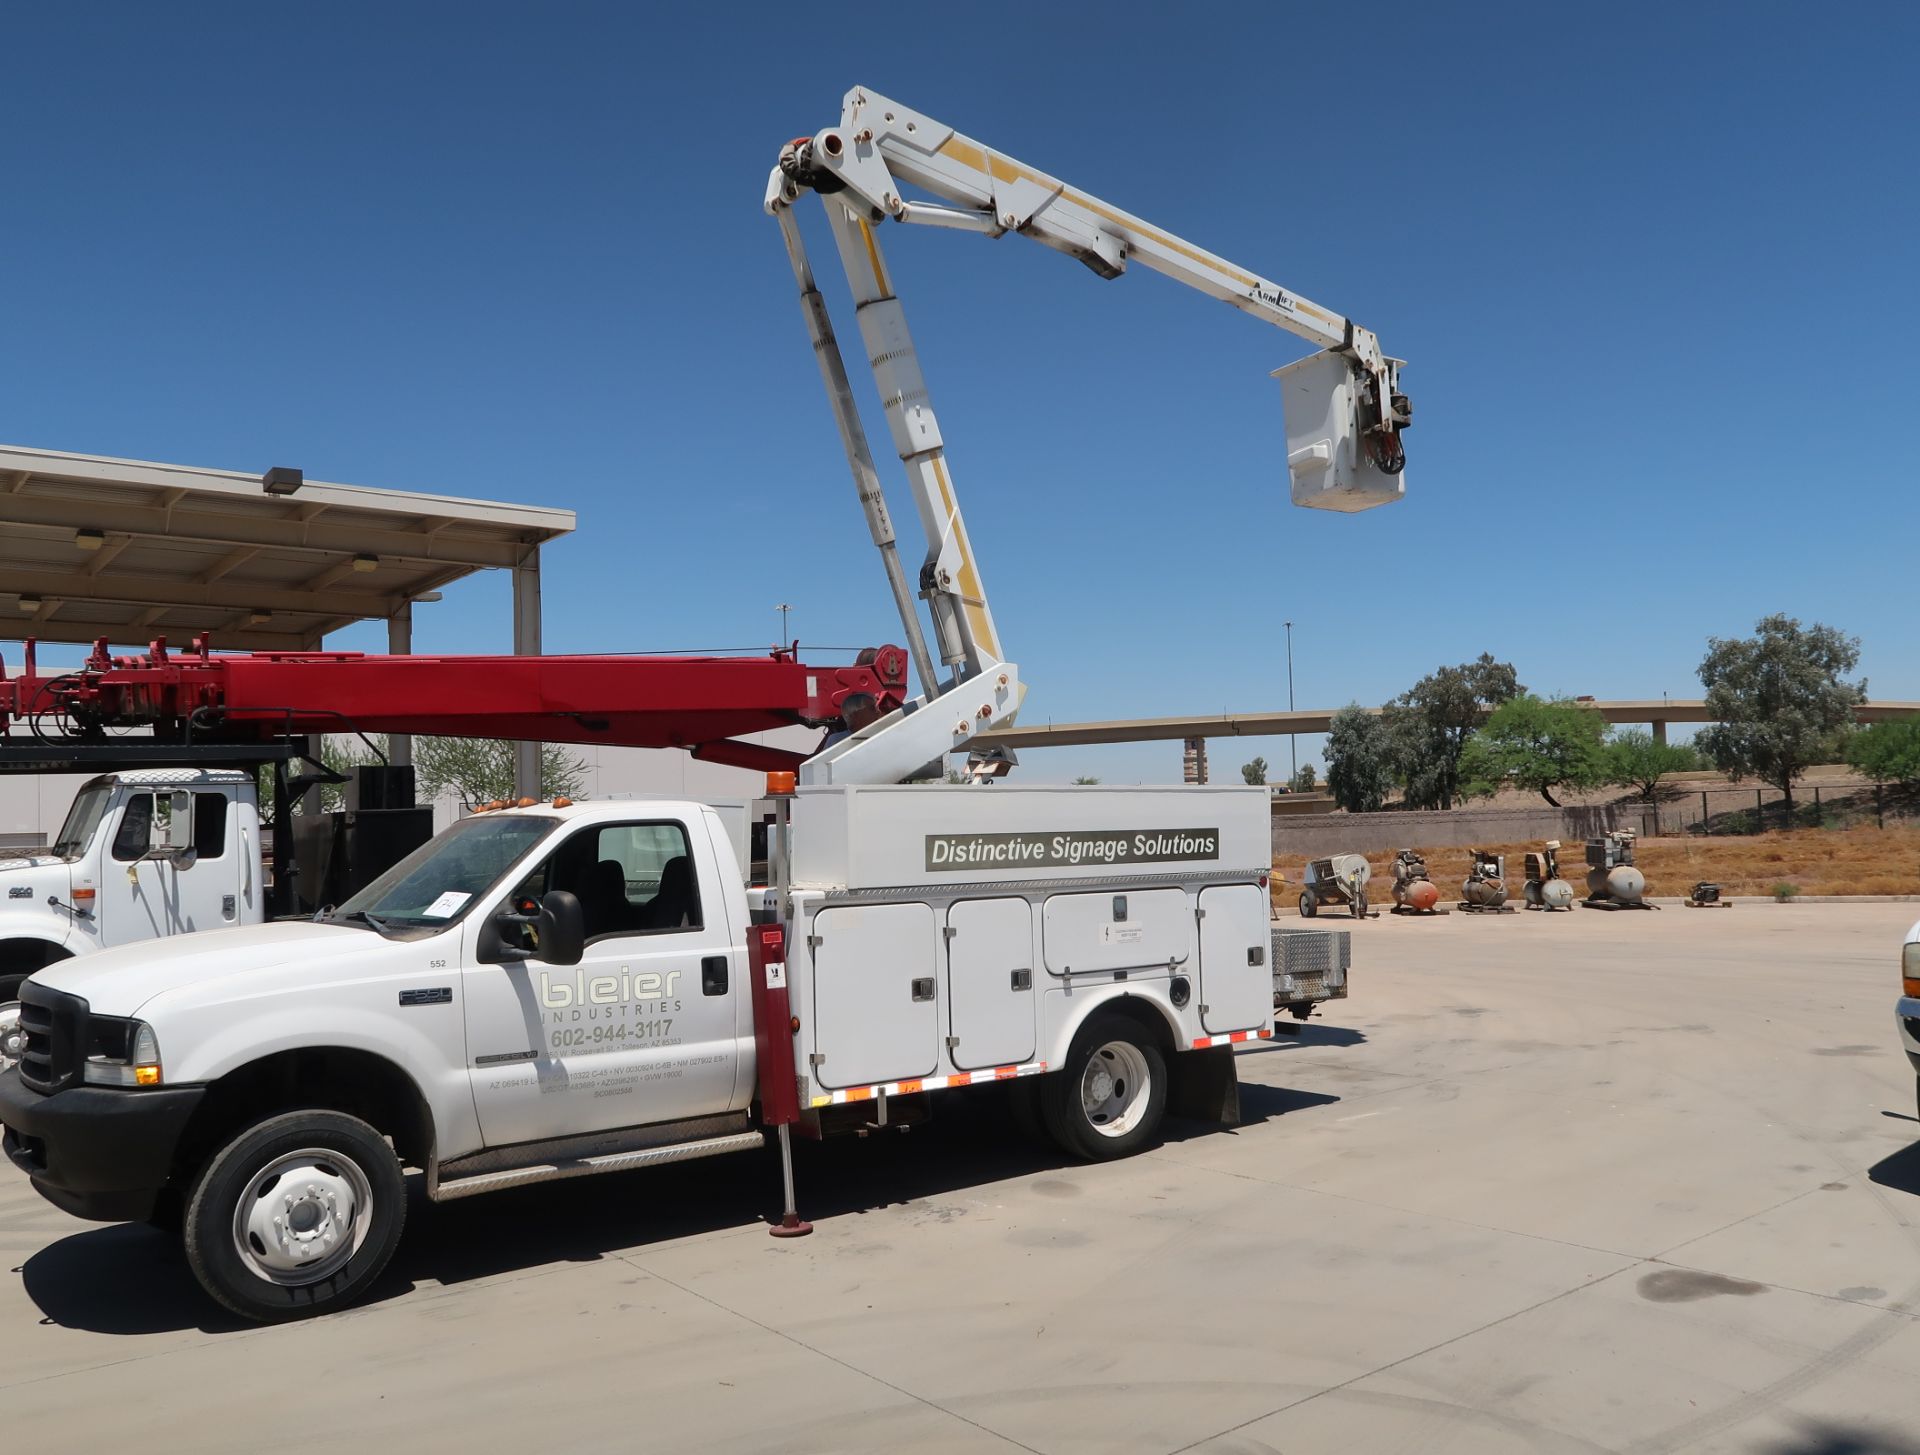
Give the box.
[946,898,1035,1071]
[810,902,940,1089]
[1198,883,1273,1034]
[1041,887,1191,977]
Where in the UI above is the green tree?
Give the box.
[1289,763,1317,793]
[1240,757,1268,786]
[1385,654,1524,809]
[413,736,589,808]
[1324,705,1396,813]
[1695,615,1865,812]
[1459,695,1607,807]
[1846,720,1920,787]
[1071,775,1101,785]
[1604,729,1701,801]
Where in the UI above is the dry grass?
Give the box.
[1273,825,1920,907]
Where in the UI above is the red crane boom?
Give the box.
[0,636,910,775]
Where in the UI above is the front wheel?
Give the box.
[1040,1013,1167,1162]
[1298,892,1316,918]
[183,1110,406,1323]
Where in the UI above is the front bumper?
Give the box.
[1897,997,1920,1075]
[0,1067,204,1222]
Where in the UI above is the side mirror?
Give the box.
[149,791,198,867]
[538,890,585,967]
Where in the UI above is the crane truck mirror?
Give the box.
[149,790,199,868]
[1274,350,1408,514]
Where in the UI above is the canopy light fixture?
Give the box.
[17,595,42,613]
[74,528,105,551]
[352,554,378,573]
[262,466,303,496]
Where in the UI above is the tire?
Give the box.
[1039,1013,1168,1162]
[183,1109,405,1323]
[1298,892,1316,918]
[0,974,25,1002]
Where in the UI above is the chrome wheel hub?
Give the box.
[0,1004,23,1075]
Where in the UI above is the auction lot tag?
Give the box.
[765,960,786,989]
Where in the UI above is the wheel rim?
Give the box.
[1079,1040,1152,1138]
[232,1147,374,1286]
[0,1003,23,1075]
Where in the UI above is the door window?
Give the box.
[111,792,229,862]
[516,821,702,943]
[111,794,154,861]
[193,794,228,860]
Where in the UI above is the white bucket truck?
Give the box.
[1,783,1273,1321]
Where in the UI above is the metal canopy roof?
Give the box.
[0,445,574,652]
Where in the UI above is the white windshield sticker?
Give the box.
[425,891,472,919]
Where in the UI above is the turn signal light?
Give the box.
[1904,945,1920,999]
[134,1065,162,1086]
[72,887,96,901]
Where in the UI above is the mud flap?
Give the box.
[1167,1045,1241,1124]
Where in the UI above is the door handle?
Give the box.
[701,955,729,996]
[911,977,935,1002]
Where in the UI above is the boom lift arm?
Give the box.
[0,636,911,776]
[767,86,1410,785]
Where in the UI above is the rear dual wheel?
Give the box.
[1039,1013,1167,1161]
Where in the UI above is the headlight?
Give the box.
[1904,943,1920,1000]
[83,1016,163,1087]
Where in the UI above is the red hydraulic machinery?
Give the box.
[0,635,911,775]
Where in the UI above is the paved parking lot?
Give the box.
[8,903,1920,1453]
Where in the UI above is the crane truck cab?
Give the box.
[0,769,259,998]
[0,786,1276,1322]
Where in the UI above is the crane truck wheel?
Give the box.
[183,1109,406,1323]
[1040,1013,1167,1162]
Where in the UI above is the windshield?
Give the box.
[51,782,115,859]
[335,813,559,928]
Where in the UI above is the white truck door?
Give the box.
[464,817,742,1148]
[1197,883,1273,1035]
[809,901,939,1090]
[178,791,245,930]
[92,791,173,946]
[945,898,1035,1071]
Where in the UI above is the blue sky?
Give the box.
[5,4,1915,783]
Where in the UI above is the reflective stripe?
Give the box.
[811,1059,1048,1109]
[1190,1029,1274,1050]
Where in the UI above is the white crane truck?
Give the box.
[0,85,1409,1321]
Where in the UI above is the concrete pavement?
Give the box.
[7,903,1920,1452]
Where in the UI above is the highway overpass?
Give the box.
[972,700,1920,752]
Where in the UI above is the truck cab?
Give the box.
[0,770,260,999]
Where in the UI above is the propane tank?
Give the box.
[1461,850,1508,909]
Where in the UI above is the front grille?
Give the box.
[16,980,87,1094]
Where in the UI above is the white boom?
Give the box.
[768,85,1410,786]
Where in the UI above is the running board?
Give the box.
[430,1130,767,1202]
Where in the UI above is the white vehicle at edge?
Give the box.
[0,786,1277,1322]
[1897,918,1920,1114]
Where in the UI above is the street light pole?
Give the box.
[776,603,792,648]
[1284,620,1297,786]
